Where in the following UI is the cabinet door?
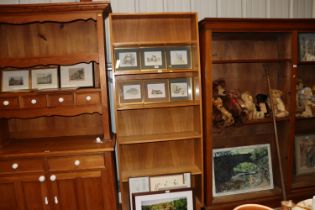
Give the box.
[49,171,109,210]
[0,174,49,210]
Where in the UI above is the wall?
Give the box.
[1,0,314,19]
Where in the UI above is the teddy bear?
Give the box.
[227,89,247,124]
[212,79,236,127]
[241,91,264,120]
[212,96,235,127]
[256,93,271,118]
[297,87,314,118]
[270,89,289,118]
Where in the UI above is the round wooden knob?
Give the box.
[50,175,56,182]
[85,96,92,101]
[11,163,19,170]
[3,100,9,106]
[31,99,37,104]
[58,97,64,103]
[38,175,46,183]
[74,160,80,166]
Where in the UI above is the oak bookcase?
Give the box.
[199,18,315,210]
[0,2,117,210]
[110,13,204,210]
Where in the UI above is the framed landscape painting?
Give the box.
[212,144,274,196]
[295,134,315,175]
[133,188,195,210]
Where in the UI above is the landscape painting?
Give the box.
[212,144,274,196]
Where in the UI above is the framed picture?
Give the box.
[298,33,315,62]
[60,63,94,88]
[169,78,192,101]
[144,79,169,102]
[31,68,58,90]
[129,176,150,210]
[295,134,315,175]
[2,70,29,92]
[140,48,165,69]
[212,144,274,197]
[119,80,143,104]
[133,188,195,210]
[149,172,191,191]
[115,48,140,70]
[166,46,192,69]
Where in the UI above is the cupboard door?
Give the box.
[49,171,108,210]
[0,174,49,210]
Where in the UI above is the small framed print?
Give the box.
[170,78,192,101]
[133,188,195,210]
[295,134,315,175]
[129,176,150,210]
[115,48,140,70]
[2,70,29,92]
[149,172,191,191]
[31,68,58,90]
[298,33,315,62]
[60,63,94,88]
[166,46,192,69]
[144,79,169,102]
[140,48,165,69]
[119,80,143,104]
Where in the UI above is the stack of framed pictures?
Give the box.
[118,78,193,105]
[114,46,192,71]
[129,172,194,210]
[1,63,94,92]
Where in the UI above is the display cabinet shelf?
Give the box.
[212,58,291,64]
[111,13,203,210]
[117,101,200,110]
[200,18,315,210]
[0,2,117,210]
[118,131,201,144]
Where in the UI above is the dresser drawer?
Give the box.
[0,97,19,109]
[76,92,101,105]
[0,158,44,174]
[47,93,74,107]
[21,95,46,109]
[48,154,105,171]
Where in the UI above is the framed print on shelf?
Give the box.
[115,48,140,70]
[119,80,143,104]
[31,68,58,90]
[133,188,195,210]
[2,70,29,92]
[295,134,315,175]
[144,79,169,102]
[212,144,274,197]
[169,78,192,101]
[129,176,150,210]
[298,33,315,62]
[149,172,191,191]
[60,63,94,88]
[166,46,192,69]
[140,47,165,69]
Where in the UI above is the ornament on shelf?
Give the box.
[270,89,289,118]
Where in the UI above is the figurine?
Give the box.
[270,89,289,118]
[297,87,314,118]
